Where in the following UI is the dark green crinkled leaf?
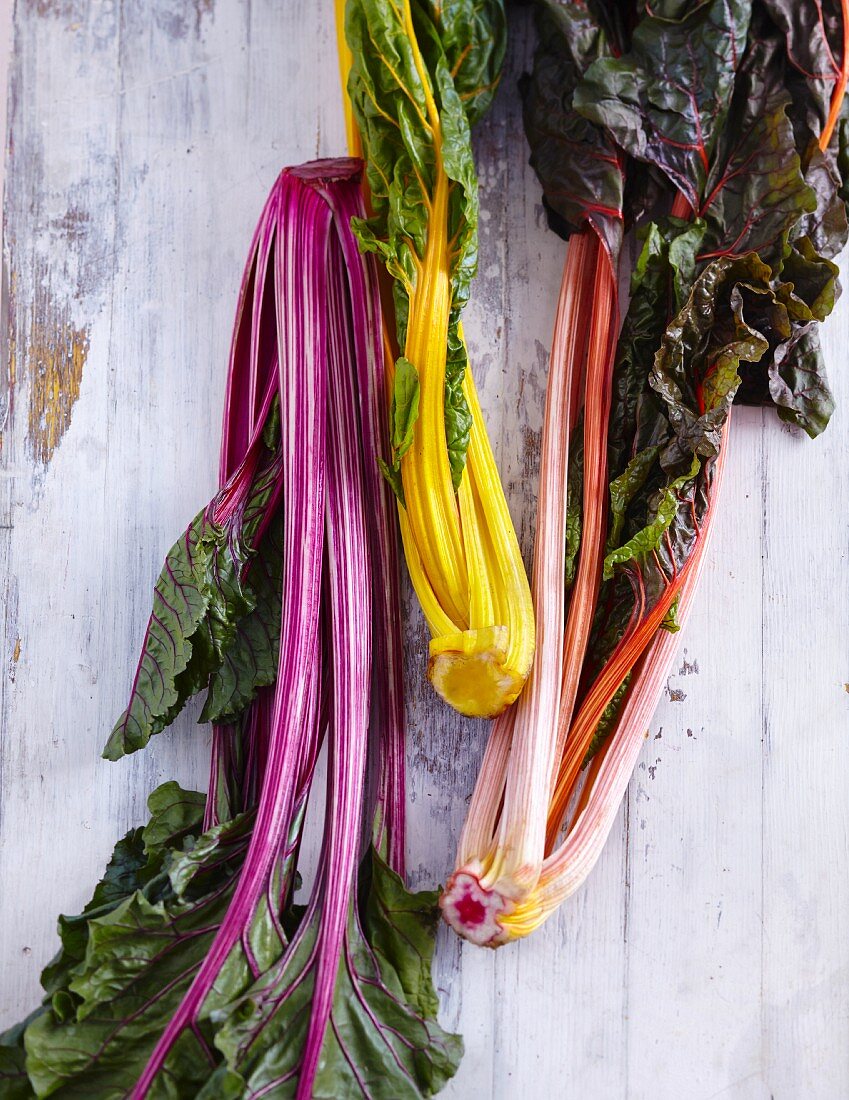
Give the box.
[751,2,849,255]
[593,237,804,676]
[769,321,836,435]
[797,140,849,258]
[780,235,841,321]
[606,218,707,484]
[194,849,462,1100]
[736,307,837,436]
[606,444,663,553]
[698,26,816,267]
[574,0,752,212]
[603,455,701,580]
[651,253,773,470]
[761,0,846,128]
[521,0,625,257]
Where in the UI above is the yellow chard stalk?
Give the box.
[337,0,534,719]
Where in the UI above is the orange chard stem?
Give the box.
[670,191,694,219]
[552,233,619,769]
[820,0,849,151]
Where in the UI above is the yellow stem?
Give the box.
[337,0,535,718]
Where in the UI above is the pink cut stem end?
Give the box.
[439,869,512,948]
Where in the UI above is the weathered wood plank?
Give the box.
[1,5,848,1100]
[760,315,849,1095]
[623,410,766,1099]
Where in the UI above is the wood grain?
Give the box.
[2,4,848,1098]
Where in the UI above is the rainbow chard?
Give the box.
[8,161,459,1098]
[443,0,849,946]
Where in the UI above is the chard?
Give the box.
[443,0,849,945]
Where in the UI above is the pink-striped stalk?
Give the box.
[134,159,404,1097]
[554,238,619,763]
[444,418,729,946]
[291,223,372,1094]
[134,168,332,1098]
[322,176,407,877]
[500,427,729,939]
[441,232,596,942]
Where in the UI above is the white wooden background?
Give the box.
[1,4,848,1098]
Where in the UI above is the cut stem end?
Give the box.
[439,869,513,947]
[428,626,529,718]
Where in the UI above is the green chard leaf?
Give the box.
[606,444,663,553]
[10,785,250,1099]
[606,218,707,485]
[201,508,284,725]
[0,1015,38,1100]
[445,320,473,489]
[796,140,849,259]
[603,454,701,581]
[741,3,849,258]
[769,321,836,435]
[780,235,841,322]
[761,0,847,130]
[390,356,422,459]
[651,252,773,469]
[105,424,284,761]
[347,0,504,486]
[378,356,422,505]
[661,594,682,634]
[564,414,584,590]
[427,0,506,126]
[192,849,461,1100]
[582,672,632,766]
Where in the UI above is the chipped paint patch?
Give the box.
[26,299,89,465]
[1,264,16,444]
[194,0,214,34]
[3,240,93,466]
[26,0,78,19]
[154,0,215,40]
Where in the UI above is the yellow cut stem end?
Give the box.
[428,626,527,719]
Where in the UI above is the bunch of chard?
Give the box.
[339,0,537,721]
[442,0,849,945]
[0,161,461,1098]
